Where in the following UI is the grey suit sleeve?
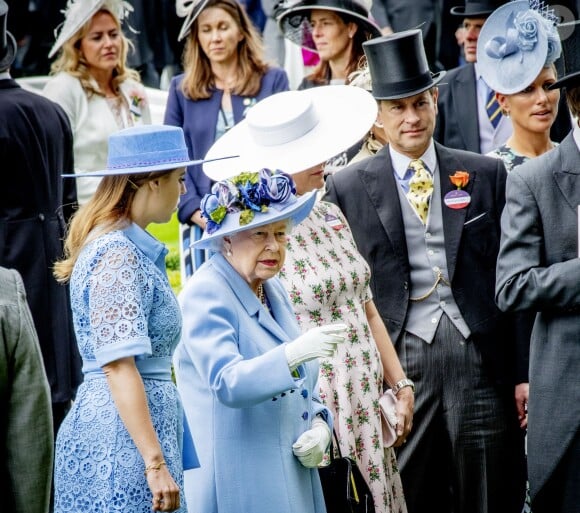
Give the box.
[495,171,580,312]
[1,268,54,513]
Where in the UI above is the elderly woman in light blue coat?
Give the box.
[174,169,346,512]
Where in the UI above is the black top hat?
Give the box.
[363,29,446,100]
[0,0,16,72]
[450,0,505,17]
[277,0,381,52]
[550,20,580,90]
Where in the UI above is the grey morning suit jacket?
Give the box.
[496,133,580,501]
[0,267,54,513]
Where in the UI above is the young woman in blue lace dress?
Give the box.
[52,125,199,513]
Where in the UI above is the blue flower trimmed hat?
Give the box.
[63,125,225,177]
[194,170,317,250]
[477,0,562,94]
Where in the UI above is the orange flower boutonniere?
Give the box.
[450,171,469,189]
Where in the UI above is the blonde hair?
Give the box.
[180,0,268,100]
[50,8,140,98]
[54,170,170,283]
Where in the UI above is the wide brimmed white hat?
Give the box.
[49,0,133,58]
[202,85,377,181]
[477,0,561,94]
[195,170,317,249]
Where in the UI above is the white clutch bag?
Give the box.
[378,389,398,448]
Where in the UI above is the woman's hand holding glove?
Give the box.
[292,417,332,467]
[284,323,347,371]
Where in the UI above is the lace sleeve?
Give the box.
[87,239,153,366]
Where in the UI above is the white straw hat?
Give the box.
[202,85,377,181]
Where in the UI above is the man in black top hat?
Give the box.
[0,0,81,441]
[434,0,514,153]
[495,19,580,513]
[325,28,526,513]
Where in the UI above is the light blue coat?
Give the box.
[174,253,330,513]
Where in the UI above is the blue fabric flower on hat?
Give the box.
[200,168,297,234]
[485,3,561,65]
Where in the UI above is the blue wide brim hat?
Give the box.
[477,0,561,94]
[63,125,228,177]
[194,188,317,249]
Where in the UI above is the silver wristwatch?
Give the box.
[392,378,415,395]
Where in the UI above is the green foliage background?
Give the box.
[147,213,182,294]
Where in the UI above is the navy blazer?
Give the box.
[434,63,481,152]
[324,142,520,385]
[164,67,289,224]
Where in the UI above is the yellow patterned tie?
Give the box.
[406,159,433,224]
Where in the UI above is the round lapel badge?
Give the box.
[444,189,471,209]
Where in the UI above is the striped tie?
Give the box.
[486,90,502,129]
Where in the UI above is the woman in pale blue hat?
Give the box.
[52,125,202,513]
[174,166,347,512]
[478,3,562,510]
[478,0,562,172]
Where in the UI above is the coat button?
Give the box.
[302,411,309,420]
[38,213,45,221]
[281,392,286,397]
[301,389,308,398]
[272,397,277,401]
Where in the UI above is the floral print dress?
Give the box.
[279,201,407,513]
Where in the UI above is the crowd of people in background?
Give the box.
[2,0,580,512]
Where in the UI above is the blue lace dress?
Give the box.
[53,224,187,513]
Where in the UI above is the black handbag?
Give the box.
[318,430,375,513]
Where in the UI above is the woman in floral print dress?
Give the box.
[202,84,414,513]
[279,172,410,513]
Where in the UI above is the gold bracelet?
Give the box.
[144,461,166,475]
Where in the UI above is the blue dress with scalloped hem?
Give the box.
[53,225,188,513]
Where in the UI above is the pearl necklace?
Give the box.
[257,284,266,304]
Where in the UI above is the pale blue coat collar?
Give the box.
[211,253,298,343]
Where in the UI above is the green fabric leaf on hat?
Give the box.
[210,205,227,224]
[239,209,255,226]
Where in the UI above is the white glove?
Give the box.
[292,417,332,468]
[285,323,347,371]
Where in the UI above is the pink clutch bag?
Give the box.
[379,389,398,448]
